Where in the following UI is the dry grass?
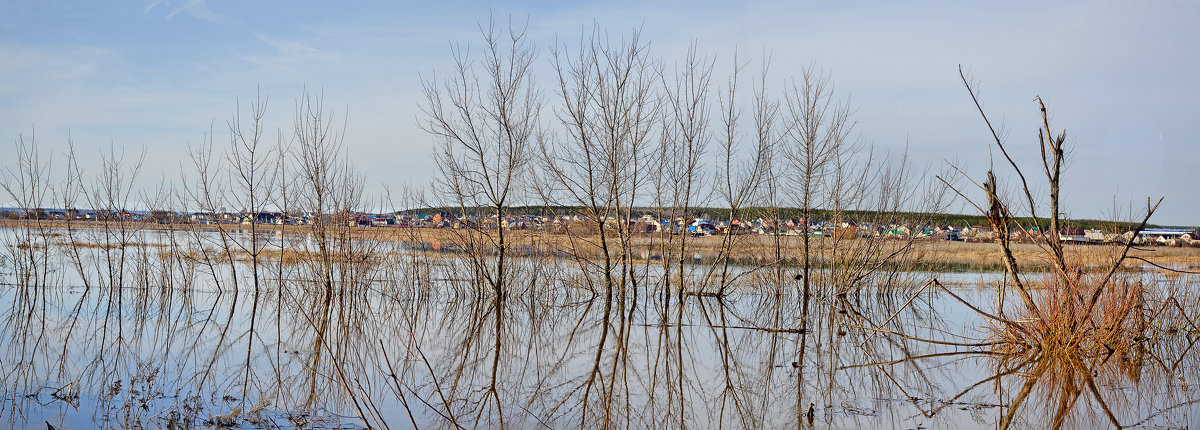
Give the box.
[984,242,1179,357]
[978,266,1186,429]
[409,229,1200,270]
[162,248,383,266]
[7,219,1198,270]
[917,241,1199,271]
[992,271,1149,356]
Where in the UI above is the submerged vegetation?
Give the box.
[1,21,1197,430]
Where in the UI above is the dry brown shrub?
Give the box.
[996,273,1147,355]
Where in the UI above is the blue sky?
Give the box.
[1,1,1197,224]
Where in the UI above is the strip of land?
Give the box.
[3,219,1197,272]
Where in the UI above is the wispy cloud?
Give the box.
[143,0,167,14]
[145,0,223,24]
[235,32,344,79]
[254,32,317,56]
[0,43,105,95]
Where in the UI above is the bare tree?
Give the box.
[540,25,661,428]
[709,53,776,296]
[291,88,355,407]
[927,66,1171,430]
[657,43,714,296]
[541,25,660,296]
[88,144,147,292]
[293,89,355,289]
[422,16,541,298]
[778,64,854,421]
[59,140,94,290]
[226,89,279,291]
[221,89,282,404]
[0,131,54,299]
[782,64,853,306]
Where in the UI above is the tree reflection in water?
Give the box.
[1,233,1196,429]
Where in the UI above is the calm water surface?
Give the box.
[1,227,1196,429]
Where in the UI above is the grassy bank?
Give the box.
[6,219,1197,272]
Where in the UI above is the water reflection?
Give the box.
[1,228,1197,429]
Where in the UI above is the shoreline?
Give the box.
[3,219,1198,272]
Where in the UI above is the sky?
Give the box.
[1,0,1197,225]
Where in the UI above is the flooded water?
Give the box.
[1,226,1198,429]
